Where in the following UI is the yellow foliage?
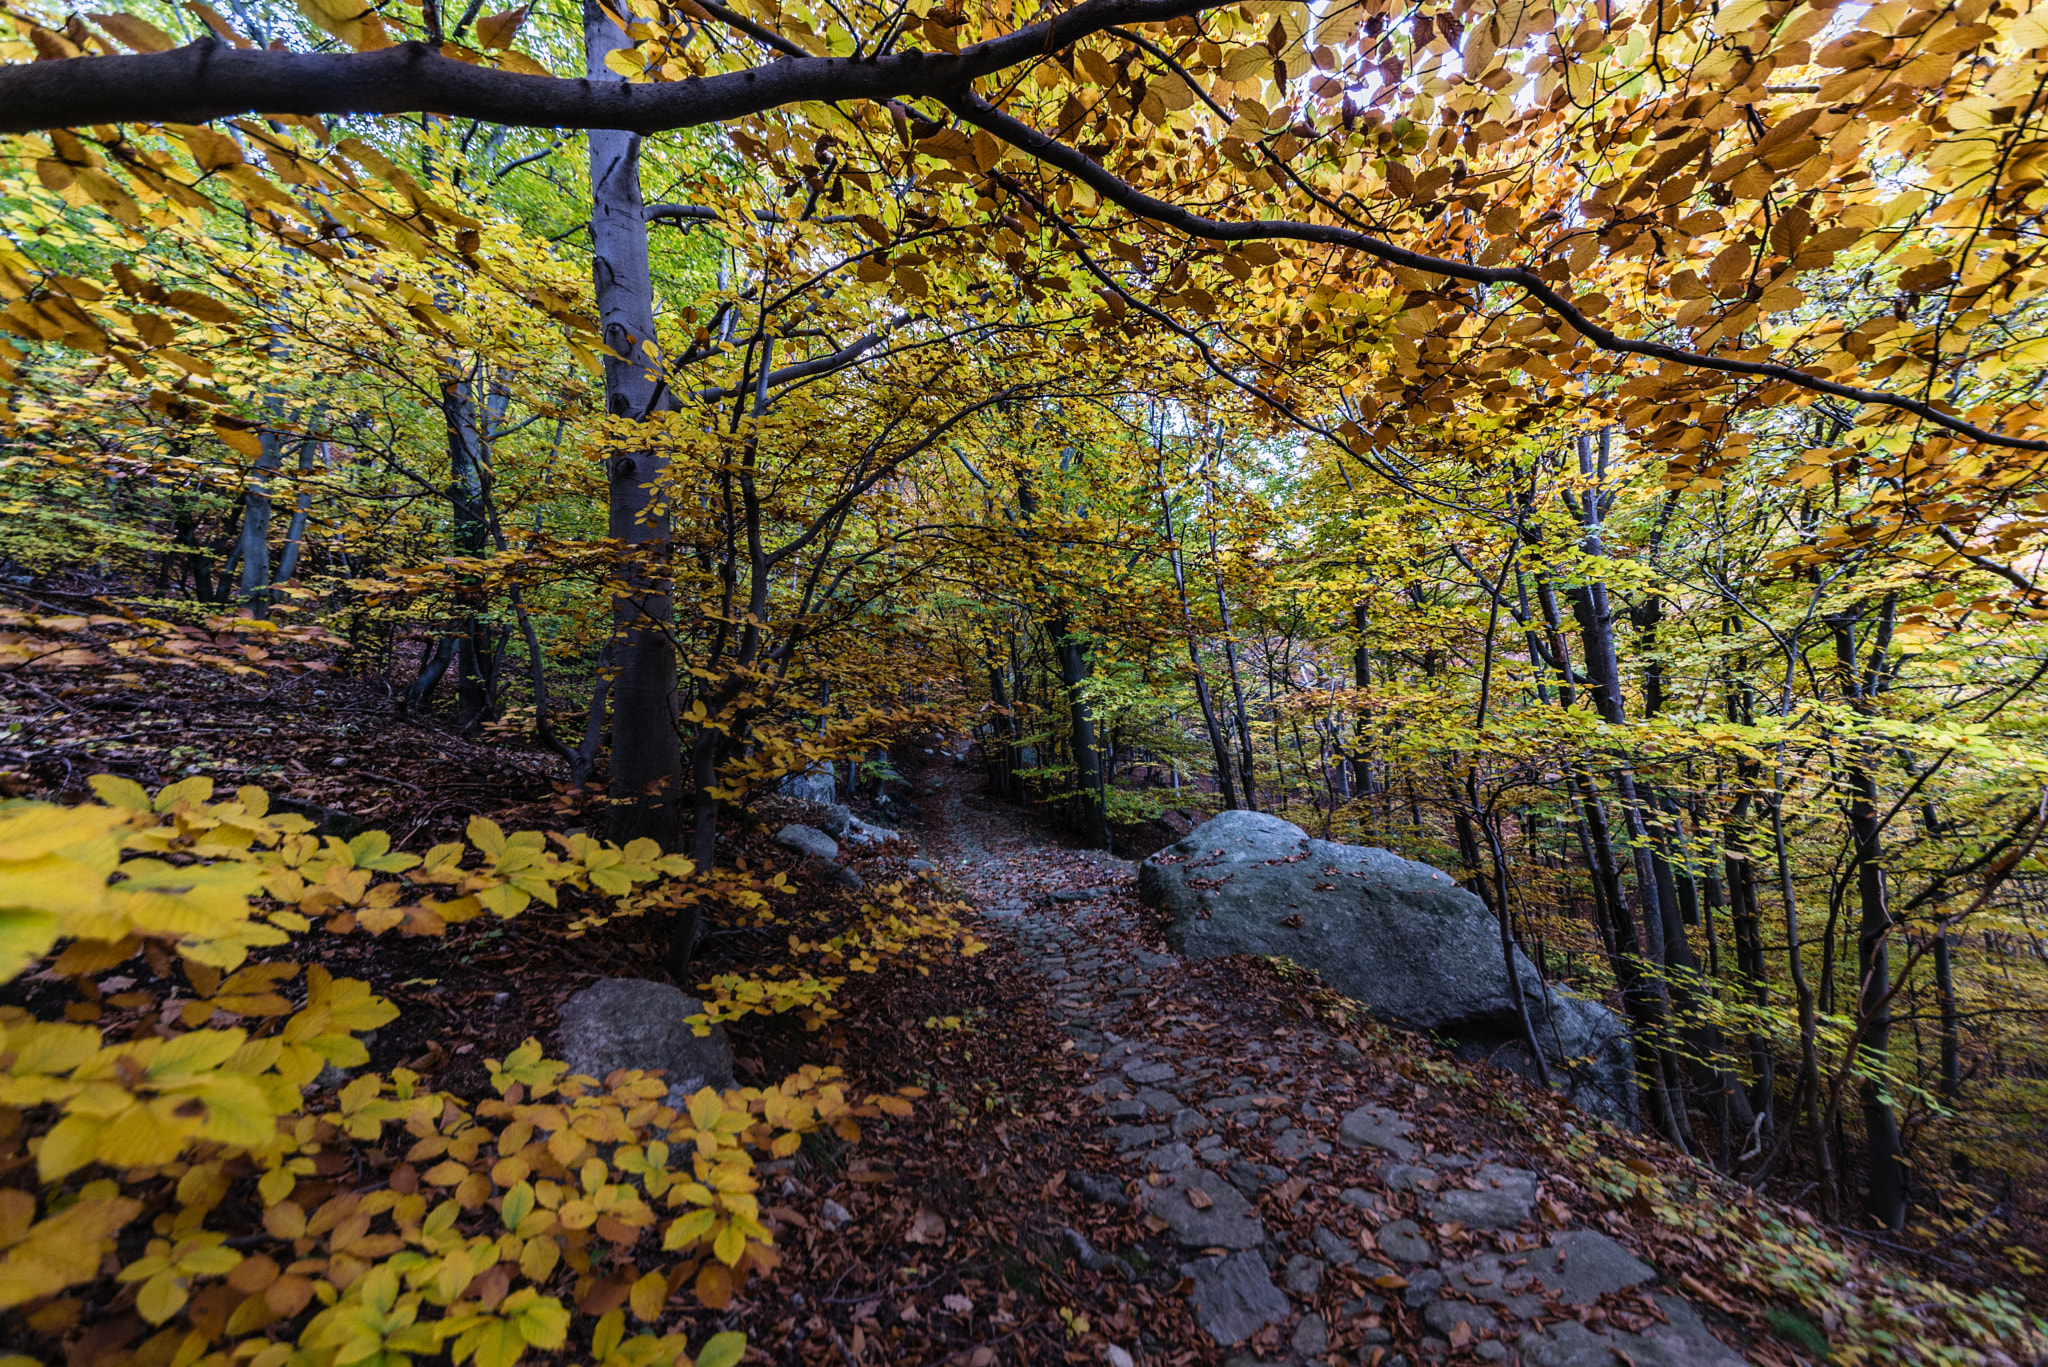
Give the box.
[0,773,967,1367]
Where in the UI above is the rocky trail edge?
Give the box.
[896,763,1759,1367]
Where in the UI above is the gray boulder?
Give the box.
[554,978,734,1108]
[813,802,892,849]
[1138,811,1636,1125]
[780,767,837,805]
[774,824,839,860]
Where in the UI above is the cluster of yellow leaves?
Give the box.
[789,883,989,977]
[691,971,845,1032]
[0,774,961,1367]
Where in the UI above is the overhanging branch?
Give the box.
[941,90,2048,454]
[0,0,1212,134]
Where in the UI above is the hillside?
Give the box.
[3,621,2041,1367]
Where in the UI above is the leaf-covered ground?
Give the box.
[3,598,2043,1367]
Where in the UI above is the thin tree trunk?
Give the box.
[238,432,285,615]
[274,437,320,585]
[1161,475,1238,810]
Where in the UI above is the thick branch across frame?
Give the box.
[0,0,1212,133]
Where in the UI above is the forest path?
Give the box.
[903,761,1756,1367]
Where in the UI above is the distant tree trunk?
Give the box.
[587,0,682,854]
[1204,490,1258,810]
[1934,929,1961,1102]
[1051,611,1109,850]
[1161,476,1238,810]
[274,437,320,586]
[238,431,286,615]
[1351,602,1375,798]
[987,661,1016,799]
[443,373,496,731]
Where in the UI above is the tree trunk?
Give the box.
[1051,612,1109,849]
[1161,478,1239,809]
[237,431,286,615]
[587,0,681,849]
[274,437,320,585]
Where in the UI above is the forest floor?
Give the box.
[2,597,2041,1365]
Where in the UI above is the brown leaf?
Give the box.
[474,5,527,47]
[1187,1187,1214,1210]
[904,1203,947,1244]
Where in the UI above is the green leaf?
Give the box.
[695,1331,746,1367]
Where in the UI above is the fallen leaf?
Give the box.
[1188,1187,1214,1210]
[1449,1319,1473,1348]
[942,1293,973,1314]
[904,1203,947,1244]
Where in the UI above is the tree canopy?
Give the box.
[6,0,2048,1360]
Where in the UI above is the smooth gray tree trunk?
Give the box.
[586,0,682,853]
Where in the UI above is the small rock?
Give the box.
[1338,1103,1418,1158]
[820,1199,851,1230]
[1383,1163,1439,1193]
[1284,1254,1324,1296]
[1070,1171,1129,1208]
[1339,1187,1381,1211]
[1134,1086,1181,1113]
[1377,1218,1433,1264]
[1289,1313,1329,1358]
[774,824,839,860]
[1141,1168,1266,1249]
[1274,1127,1330,1160]
[1423,1163,1538,1229]
[1311,1225,1358,1268]
[1105,1348,1134,1367]
[1105,1124,1169,1150]
[1535,1230,1655,1305]
[1517,1297,1746,1367]
[1141,1141,1198,1173]
[1224,1159,1287,1195]
[1180,1251,1291,1346]
[1402,1267,1446,1309]
[1422,1301,1498,1337]
[907,858,935,873]
[1125,1060,1178,1084]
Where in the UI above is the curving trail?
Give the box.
[907,758,1755,1366]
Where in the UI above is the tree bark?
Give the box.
[586,0,682,850]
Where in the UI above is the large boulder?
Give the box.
[554,979,734,1108]
[1138,812,1636,1125]
[780,767,837,805]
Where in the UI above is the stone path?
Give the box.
[915,772,1755,1367]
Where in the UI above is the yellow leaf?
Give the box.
[36,1112,106,1183]
[629,1269,667,1322]
[212,422,261,461]
[0,908,61,984]
[136,1268,188,1323]
[89,774,151,811]
[711,1219,746,1266]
